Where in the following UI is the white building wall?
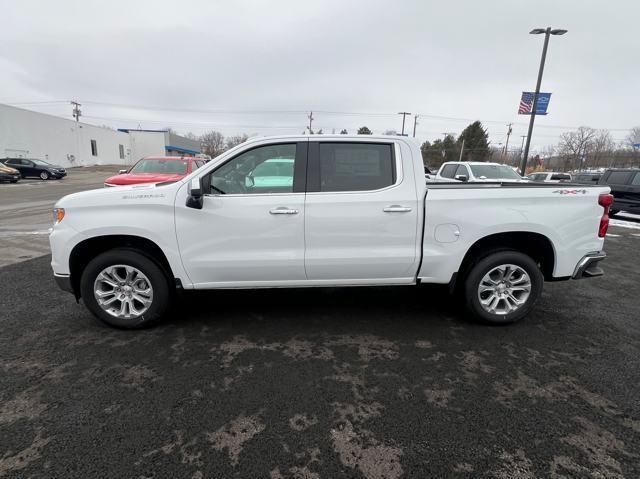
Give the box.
[0,104,131,168]
[127,131,168,163]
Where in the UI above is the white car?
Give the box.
[436,161,527,182]
[527,172,572,183]
[50,135,612,328]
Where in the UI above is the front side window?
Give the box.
[606,171,631,185]
[440,164,458,179]
[454,165,468,178]
[318,143,395,192]
[207,143,297,195]
[631,172,640,186]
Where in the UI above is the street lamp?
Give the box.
[519,27,567,176]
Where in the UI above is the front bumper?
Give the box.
[572,252,606,279]
[0,173,20,181]
[50,171,67,178]
[54,273,74,294]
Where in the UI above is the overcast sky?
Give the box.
[1,0,637,152]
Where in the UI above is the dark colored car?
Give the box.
[0,162,21,183]
[573,172,602,184]
[1,158,67,180]
[597,168,640,215]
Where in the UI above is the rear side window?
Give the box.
[606,171,631,184]
[318,143,395,192]
[551,173,571,180]
[632,172,640,186]
[440,164,458,179]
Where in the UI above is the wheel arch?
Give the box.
[453,231,556,291]
[69,235,176,298]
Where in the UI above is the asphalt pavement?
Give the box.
[1,226,639,478]
[0,166,120,267]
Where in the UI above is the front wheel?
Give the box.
[39,171,49,180]
[463,250,543,325]
[80,249,172,328]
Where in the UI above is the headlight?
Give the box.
[53,208,65,224]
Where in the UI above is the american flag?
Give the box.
[518,92,534,114]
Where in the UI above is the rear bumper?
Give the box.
[572,252,606,279]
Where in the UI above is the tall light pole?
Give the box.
[519,27,567,176]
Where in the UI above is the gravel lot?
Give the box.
[1,223,639,477]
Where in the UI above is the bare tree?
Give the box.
[589,129,615,168]
[557,127,596,171]
[626,127,640,148]
[200,131,226,158]
[226,134,249,150]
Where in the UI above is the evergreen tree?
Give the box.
[357,126,372,135]
[457,121,490,161]
[340,129,348,134]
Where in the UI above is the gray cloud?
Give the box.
[0,0,637,149]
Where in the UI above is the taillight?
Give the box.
[598,193,613,238]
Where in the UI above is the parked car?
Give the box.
[573,172,602,184]
[527,172,572,183]
[50,135,611,329]
[0,162,21,183]
[597,168,640,215]
[104,156,206,187]
[1,158,67,180]
[436,162,526,182]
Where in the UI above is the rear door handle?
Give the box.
[269,207,299,215]
[383,205,412,213]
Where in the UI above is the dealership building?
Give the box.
[0,103,200,168]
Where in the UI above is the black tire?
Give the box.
[10,180,18,183]
[609,209,619,217]
[80,248,172,329]
[39,171,49,180]
[463,250,543,325]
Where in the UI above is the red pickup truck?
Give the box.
[104,156,205,187]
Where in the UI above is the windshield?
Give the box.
[130,159,188,175]
[470,164,522,180]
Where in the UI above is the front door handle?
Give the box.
[383,205,412,213]
[269,207,299,215]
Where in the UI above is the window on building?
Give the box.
[118,144,125,159]
[318,143,395,192]
[90,140,98,156]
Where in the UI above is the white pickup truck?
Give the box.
[50,135,613,328]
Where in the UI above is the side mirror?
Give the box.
[455,174,468,182]
[118,169,127,174]
[186,177,204,209]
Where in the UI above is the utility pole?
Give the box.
[70,101,82,122]
[459,138,465,161]
[520,27,568,176]
[412,115,419,138]
[398,112,411,136]
[503,123,513,159]
[520,135,527,163]
[307,111,314,134]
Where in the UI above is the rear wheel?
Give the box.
[463,250,543,325]
[80,249,172,328]
[39,171,49,180]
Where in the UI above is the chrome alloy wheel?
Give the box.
[477,264,531,315]
[93,265,153,319]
